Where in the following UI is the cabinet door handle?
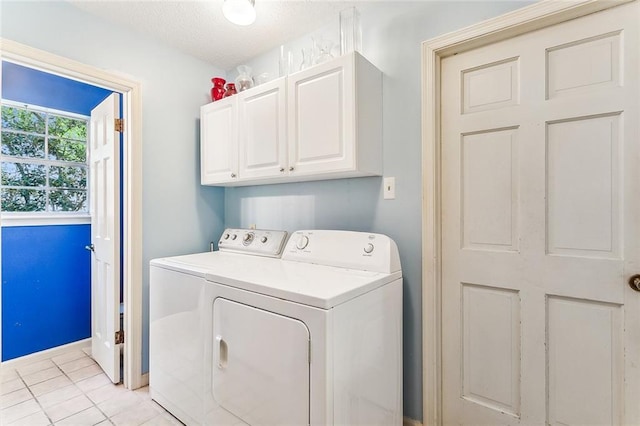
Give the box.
[231,173,236,178]
[280,168,285,173]
[289,167,294,172]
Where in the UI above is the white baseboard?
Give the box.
[140,372,149,387]
[0,338,91,369]
[404,416,423,426]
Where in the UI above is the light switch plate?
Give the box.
[383,177,396,200]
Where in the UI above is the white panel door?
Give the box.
[212,298,310,426]
[238,77,287,179]
[201,98,238,184]
[288,54,355,175]
[89,93,121,384]
[441,2,639,424]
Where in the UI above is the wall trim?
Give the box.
[0,338,90,369]
[1,215,91,227]
[0,38,144,390]
[420,0,633,424]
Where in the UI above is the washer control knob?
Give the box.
[243,233,254,245]
[261,236,268,243]
[231,234,237,240]
[223,233,230,240]
[296,235,309,250]
[364,243,375,254]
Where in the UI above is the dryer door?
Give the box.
[213,298,310,425]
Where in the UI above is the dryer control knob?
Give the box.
[296,235,309,250]
[223,233,230,240]
[231,234,237,240]
[364,243,375,254]
[261,236,268,243]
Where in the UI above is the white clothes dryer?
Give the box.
[150,229,402,426]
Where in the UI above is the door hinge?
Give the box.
[115,118,124,133]
[115,330,124,345]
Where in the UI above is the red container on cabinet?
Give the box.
[223,83,237,98]
[210,77,226,101]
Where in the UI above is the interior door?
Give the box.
[89,93,121,383]
[441,2,639,424]
[212,298,310,425]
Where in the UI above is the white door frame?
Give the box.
[420,0,635,424]
[0,38,144,390]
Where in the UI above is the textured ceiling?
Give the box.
[68,0,361,70]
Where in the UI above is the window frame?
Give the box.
[0,99,91,223]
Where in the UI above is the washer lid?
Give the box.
[204,256,401,309]
[150,251,233,277]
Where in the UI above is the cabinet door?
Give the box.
[288,54,355,175]
[238,78,287,180]
[200,99,238,184]
[212,298,310,425]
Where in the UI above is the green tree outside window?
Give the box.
[1,104,89,213]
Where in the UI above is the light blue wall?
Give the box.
[225,2,533,421]
[0,1,227,372]
[1,0,535,421]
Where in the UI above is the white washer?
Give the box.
[149,229,288,425]
[150,229,402,426]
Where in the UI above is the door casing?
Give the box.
[420,0,637,424]
[0,38,144,390]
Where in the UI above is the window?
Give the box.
[1,102,89,214]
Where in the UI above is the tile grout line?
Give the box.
[15,363,57,426]
[49,355,116,426]
[5,352,168,426]
[9,354,114,426]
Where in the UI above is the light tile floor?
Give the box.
[0,349,182,426]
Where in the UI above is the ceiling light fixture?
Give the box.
[223,0,256,26]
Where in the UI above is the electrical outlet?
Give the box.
[383,177,396,200]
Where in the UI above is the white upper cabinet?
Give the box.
[288,54,355,176]
[201,97,238,184]
[201,52,382,186]
[238,77,288,180]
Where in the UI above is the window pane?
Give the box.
[1,106,46,134]
[1,105,90,215]
[1,131,46,158]
[1,162,46,187]
[47,115,87,140]
[50,165,87,189]
[1,188,46,212]
[48,138,87,162]
[49,189,87,212]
